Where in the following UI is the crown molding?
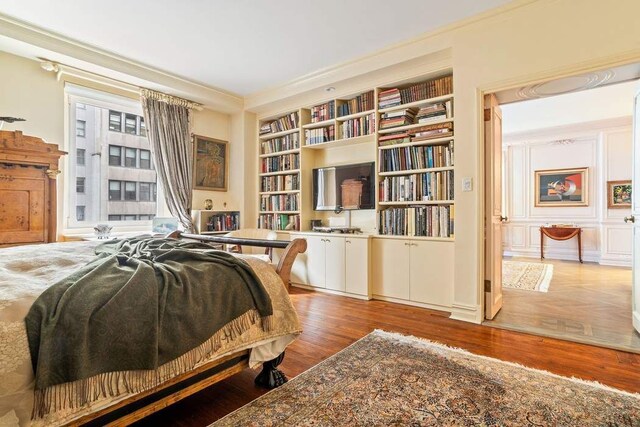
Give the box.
[503,116,632,145]
[0,12,243,113]
[244,0,538,110]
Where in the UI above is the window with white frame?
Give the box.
[66,84,161,230]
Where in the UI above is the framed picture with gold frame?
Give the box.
[193,135,228,191]
[607,180,631,209]
[534,167,588,207]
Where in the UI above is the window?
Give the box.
[139,182,151,201]
[109,110,122,131]
[125,114,137,135]
[125,148,137,168]
[140,149,151,169]
[66,87,161,230]
[76,206,85,221]
[76,177,85,193]
[76,120,86,137]
[124,181,137,200]
[76,148,86,166]
[109,145,122,166]
[109,180,121,200]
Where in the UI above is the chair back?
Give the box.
[224,229,278,255]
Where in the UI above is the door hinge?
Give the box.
[484,279,491,292]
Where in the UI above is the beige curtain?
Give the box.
[140,89,200,232]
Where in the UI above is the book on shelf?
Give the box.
[379,109,416,129]
[260,132,299,154]
[305,125,335,145]
[379,170,454,202]
[261,153,300,173]
[260,111,299,135]
[206,212,240,232]
[339,113,375,139]
[379,142,454,172]
[261,174,299,192]
[378,75,453,109]
[258,213,300,231]
[337,90,375,117]
[260,194,299,212]
[409,122,453,142]
[310,100,335,123]
[378,205,454,238]
[416,100,452,123]
[378,132,412,146]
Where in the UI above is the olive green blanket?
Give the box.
[25,237,273,417]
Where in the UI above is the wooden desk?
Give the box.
[540,226,582,263]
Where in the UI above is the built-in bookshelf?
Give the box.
[258,111,302,231]
[192,210,240,234]
[256,72,454,239]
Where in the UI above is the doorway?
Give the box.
[482,65,640,353]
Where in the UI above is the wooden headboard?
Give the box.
[0,131,66,246]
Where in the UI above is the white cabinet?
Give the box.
[372,237,453,308]
[345,238,369,296]
[289,233,370,297]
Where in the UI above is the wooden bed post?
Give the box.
[275,238,307,292]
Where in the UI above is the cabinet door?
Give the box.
[345,238,369,296]
[324,237,346,291]
[372,238,410,299]
[409,241,454,307]
[305,235,327,288]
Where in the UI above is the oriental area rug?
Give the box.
[212,330,639,426]
[502,260,554,292]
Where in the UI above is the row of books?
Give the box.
[305,125,335,145]
[337,91,374,117]
[379,170,454,202]
[261,174,299,192]
[261,153,300,173]
[379,143,454,172]
[378,122,453,147]
[260,194,299,212]
[378,75,453,109]
[379,108,415,129]
[258,213,300,231]
[379,205,454,238]
[260,132,299,154]
[310,100,335,123]
[260,111,299,135]
[416,101,451,123]
[339,113,375,139]
[206,212,240,232]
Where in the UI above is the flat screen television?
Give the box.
[313,162,375,211]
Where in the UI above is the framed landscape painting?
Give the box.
[607,180,632,209]
[534,167,588,207]
[193,135,228,191]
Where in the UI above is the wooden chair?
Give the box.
[224,229,278,261]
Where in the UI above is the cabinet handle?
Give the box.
[411,243,418,246]
[346,240,351,243]
[404,242,410,246]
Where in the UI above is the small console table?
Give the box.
[540,226,583,263]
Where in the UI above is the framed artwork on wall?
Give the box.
[534,167,588,207]
[607,180,632,209]
[193,135,228,191]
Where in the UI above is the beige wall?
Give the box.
[246,0,640,322]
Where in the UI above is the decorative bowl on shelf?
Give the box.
[94,224,113,239]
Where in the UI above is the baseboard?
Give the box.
[371,295,452,314]
[502,250,599,263]
[449,303,482,324]
[290,283,371,300]
[598,257,632,267]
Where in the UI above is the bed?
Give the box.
[0,233,306,426]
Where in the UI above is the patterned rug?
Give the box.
[503,260,553,292]
[212,330,640,426]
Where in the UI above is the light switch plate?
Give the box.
[462,177,473,192]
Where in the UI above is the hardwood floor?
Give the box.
[485,257,640,352]
[136,288,640,427]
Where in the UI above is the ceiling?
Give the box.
[0,0,512,96]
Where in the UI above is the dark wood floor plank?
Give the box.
[136,288,640,427]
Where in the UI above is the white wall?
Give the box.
[502,119,632,266]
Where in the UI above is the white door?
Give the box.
[324,237,346,291]
[372,238,410,299]
[305,235,327,288]
[409,241,454,307]
[484,94,504,320]
[345,238,369,296]
[631,86,640,334]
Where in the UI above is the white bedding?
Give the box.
[0,241,301,426]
